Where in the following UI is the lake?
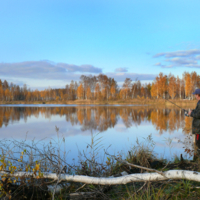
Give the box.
[0,105,194,163]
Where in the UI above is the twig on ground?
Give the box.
[105,151,167,178]
[162,161,170,171]
[75,183,86,192]
[136,182,147,194]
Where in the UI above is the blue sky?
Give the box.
[1,0,200,89]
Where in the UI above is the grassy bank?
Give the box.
[0,133,199,199]
[0,99,198,107]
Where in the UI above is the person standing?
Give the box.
[188,89,200,159]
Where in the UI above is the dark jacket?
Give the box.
[191,100,200,134]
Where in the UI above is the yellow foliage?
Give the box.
[77,84,84,99]
[86,87,91,99]
[35,164,40,171]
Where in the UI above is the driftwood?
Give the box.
[1,170,200,185]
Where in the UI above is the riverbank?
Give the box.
[0,135,200,199]
[0,99,198,107]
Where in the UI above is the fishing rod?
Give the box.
[165,98,189,116]
[164,98,183,110]
[158,94,189,116]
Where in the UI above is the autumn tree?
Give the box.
[141,86,145,97]
[110,86,116,99]
[131,81,137,99]
[151,83,157,99]
[119,89,126,99]
[176,76,183,99]
[5,89,11,101]
[59,89,64,100]
[168,74,176,99]
[146,83,152,98]
[81,75,97,99]
[185,73,193,99]
[135,80,142,98]
[191,71,198,89]
[122,78,132,99]
[98,74,110,100]
[69,80,75,100]
[191,71,198,99]
[26,91,32,101]
[0,80,3,101]
[94,83,101,100]
[80,75,89,99]
[65,85,70,100]
[155,73,167,98]
[86,87,91,100]
[77,84,84,99]
[101,88,107,100]
[3,80,9,90]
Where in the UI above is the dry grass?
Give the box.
[0,132,200,199]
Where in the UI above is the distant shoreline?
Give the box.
[0,99,197,107]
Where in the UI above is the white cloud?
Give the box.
[153,49,200,68]
[0,60,157,89]
[153,49,200,58]
[0,61,102,80]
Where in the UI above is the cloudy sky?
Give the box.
[1,0,200,89]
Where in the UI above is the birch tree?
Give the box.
[168,74,176,99]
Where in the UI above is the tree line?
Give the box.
[0,71,200,101]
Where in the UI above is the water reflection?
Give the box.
[0,105,194,161]
[0,106,191,134]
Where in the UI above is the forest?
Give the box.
[0,71,199,102]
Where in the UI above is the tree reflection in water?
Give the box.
[0,106,192,135]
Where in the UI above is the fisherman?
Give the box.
[188,89,200,159]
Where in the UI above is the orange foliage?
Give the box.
[0,71,200,102]
[86,87,91,100]
[168,75,176,99]
[185,73,193,98]
[77,84,84,99]
[156,73,167,98]
[110,86,116,98]
[151,83,157,98]
[94,83,100,100]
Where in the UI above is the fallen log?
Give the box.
[1,170,200,185]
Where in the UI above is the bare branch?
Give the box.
[105,152,167,177]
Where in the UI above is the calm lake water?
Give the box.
[0,105,194,163]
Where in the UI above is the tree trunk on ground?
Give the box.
[1,170,200,185]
